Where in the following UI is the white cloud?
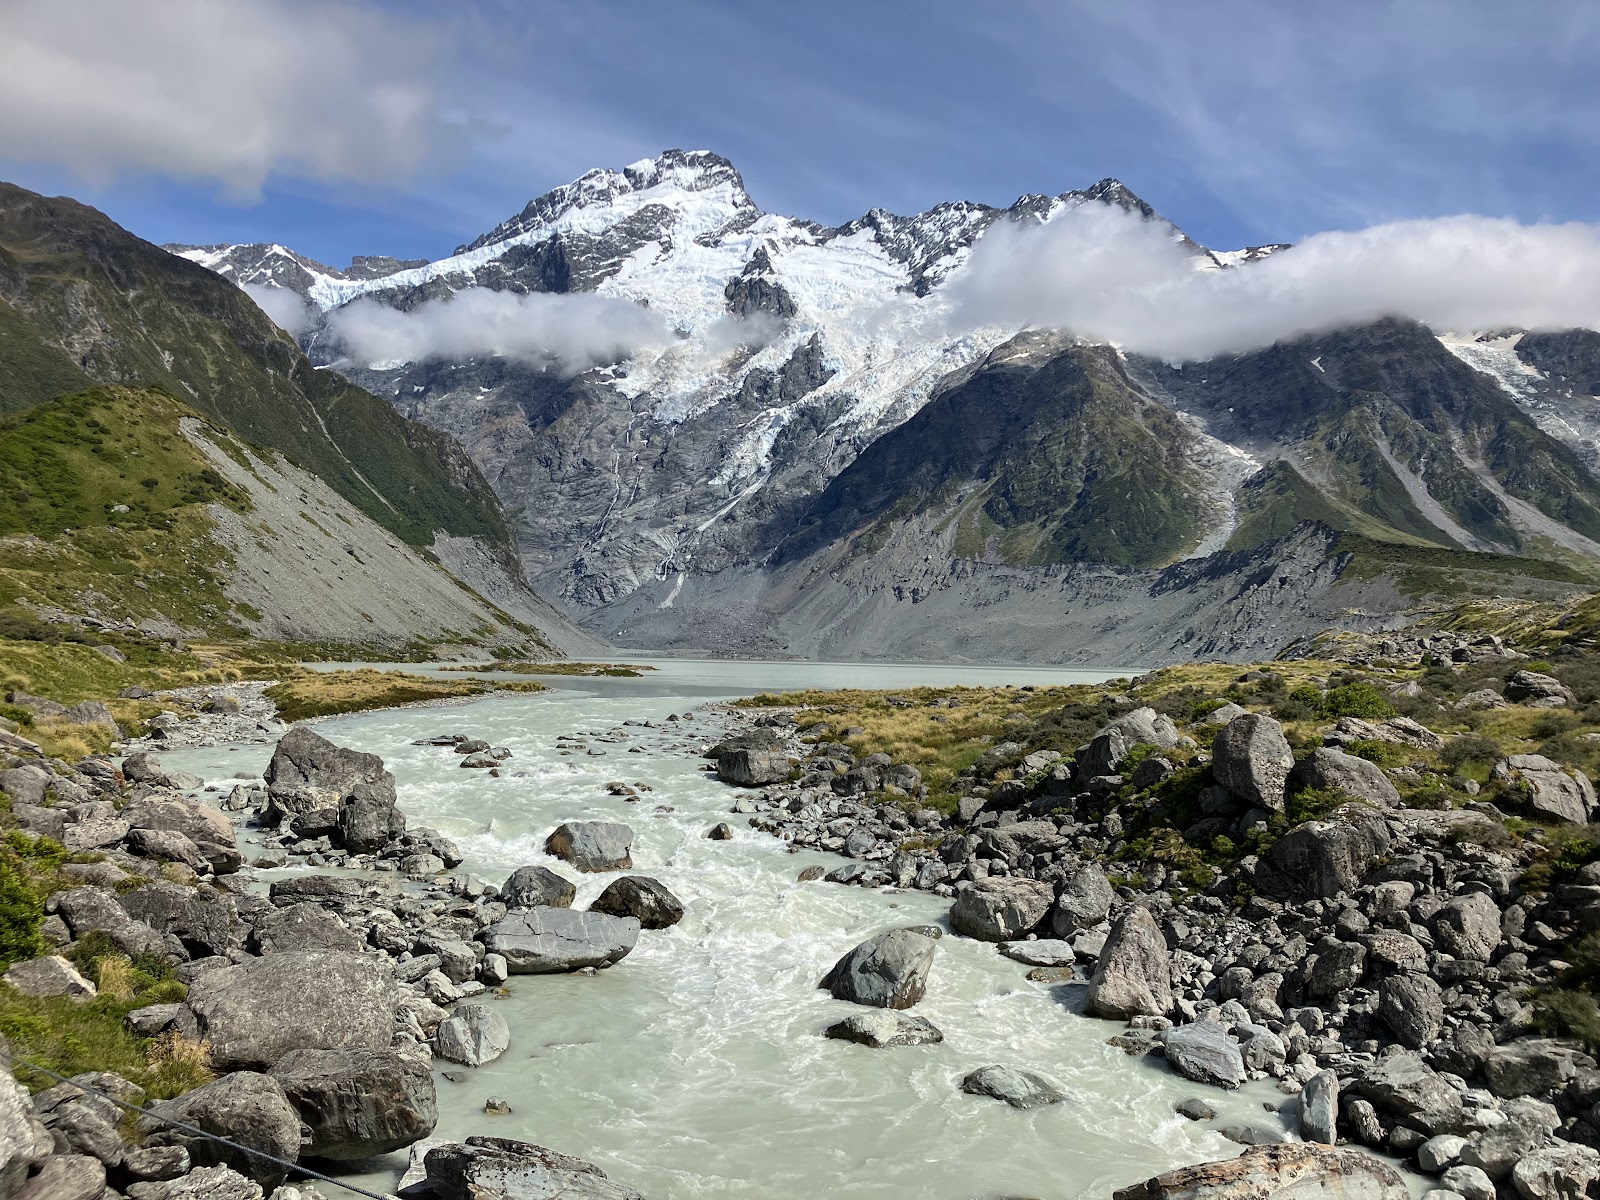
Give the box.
[327,288,673,372]
[0,0,451,197]
[950,201,1600,361]
[242,283,313,336]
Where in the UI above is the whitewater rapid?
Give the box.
[158,660,1324,1199]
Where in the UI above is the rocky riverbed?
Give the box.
[11,641,1600,1199]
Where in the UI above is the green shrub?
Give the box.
[1286,787,1357,824]
[1533,988,1600,1049]
[0,855,43,967]
[1288,684,1323,707]
[1440,735,1503,772]
[1320,682,1397,720]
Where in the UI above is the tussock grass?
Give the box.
[442,660,653,677]
[264,667,545,723]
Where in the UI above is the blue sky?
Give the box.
[3,0,1598,266]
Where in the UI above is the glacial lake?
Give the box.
[158,659,1411,1199]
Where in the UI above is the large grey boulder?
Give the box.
[1357,1051,1464,1135]
[1491,755,1596,823]
[1505,669,1576,708]
[338,782,406,853]
[139,1071,301,1188]
[269,1047,437,1160]
[265,875,373,909]
[1300,1070,1338,1144]
[545,821,634,872]
[824,1011,943,1048]
[425,1137,645,1200]
[264,726,392,799]
[717,748,791,787]
[948,877,1053,942]
[1211,713,1294,811]
[125,1164,263,1199]
[1306,936,1366,999]
[1160,1021,1246,1090]
[11,1154,107,1199]
[1484,1040,1581,1099]
[483,908,639,973]
[435,1004,512,1067]
[1265,805,1391,899]
[1431,892,1502,963]
[500,865,577,909]
[1112,1144,1407,1200]
[1291,747,1401,807]
[122,797,243,874]
[3,954,96,1001]
[1085,906,1172,1020]
[1378,973,1444,1050]
[249,902,363,955]
[959,1065,1067,1109]
[1512,1143,1600,1200]
[591,876,684,929]
[1459,1098,1560,1180]
[819,929,936,1010]
[1048,863,1112,936]
[174,950,396,1070]
[118,882,243,959]
[52,886,177,960]
[1078,708,1180,778]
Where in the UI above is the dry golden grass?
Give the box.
[264,667,546,722]
[94,954,137,1003]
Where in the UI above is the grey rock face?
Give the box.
[126,1163,266,1199]
[122,797,243,874]
[140,1071,301,1187]
[338,781,406,853]
[1291,747,1401,807]
[1357,1051,1463,1135]
[1211,713,1294,811]
[52,885,175,960]
[1049,863,1112,936]
[948,877,1053,942]
[998,939,1077,967]
[1160,1021,1246,1090]
[435,1004,512,1067]
[590,876,685,929]
[1491,755,1596,823]
[1458,1098,1558,1179]
[500,865,578,909]
[1512,1144,1600,1200]
[11,1154,107,1199]
[1085,906,1173,1020]
[1484,1040,1580,1099]
[545,821,634,872]
[264,726,392,799]
[823,1011,943,1048]
[1378,974,1444,1050]
[483,908,640,973]
[1078,708,1180,778]
[1,1061,54,1193]
[819,929,936,1010]
[960,1064,1067,1109]
[1505,669,1577,708]
[118,881,243,959]
[717,748,791,786]
[1265,805,1391,899]
[174,949,397,1071]
[1299,1070,1338,1144]
[3,954,96,1001]
[269,1047,437,1159]
[426,1136,646,1200]
[249,902,363,955]
[1430,892,1501,963]
[1306,936,1365,999]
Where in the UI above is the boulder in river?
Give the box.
[483,908,640,973]
[959,1065,1068,1109]
[1113,1144,1407,1200]
[819,929,936,1010]
[591,876,685,929]
[717,748,791,787]
[264,726,393,800]
[435,1004,512,1067]
[1084,906,1173,1020]
[545,821,634,872]
[500,865,578,910]
[425,1136,645,1200]
[824,1011,943,1048]
[139,1071,301,1188]
[269,1047,437,1160]
[173,949,397,1070]
[949,878,1053,942]
[1160,1021,1246,1090]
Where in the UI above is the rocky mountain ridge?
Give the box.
[175,151,1600,663]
